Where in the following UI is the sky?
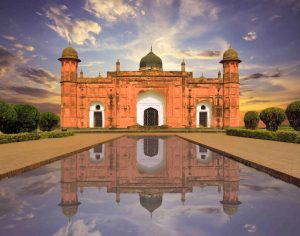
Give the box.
[0,0,299,114]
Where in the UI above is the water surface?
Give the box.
[0,136,299,236]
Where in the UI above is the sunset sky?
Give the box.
[0,0,299,113]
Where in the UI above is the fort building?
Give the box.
[59,45,241,128]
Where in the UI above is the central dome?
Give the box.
[139,47,163,71]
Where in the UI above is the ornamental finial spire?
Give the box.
[151,45,152,52]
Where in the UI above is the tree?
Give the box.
[286,101,300,131]
[39,112,60,131]
[259,107,286,131]
[14,104,40,133]
[244,111,260,129]
[0,100,17,134]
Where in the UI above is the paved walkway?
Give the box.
[177,133,300,186]
[0,133,299,186]
[0,133,123,179]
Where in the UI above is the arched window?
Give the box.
[201,105,206,110]
[96,105,100,110]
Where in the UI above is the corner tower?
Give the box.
[220,47,241,127]
[59,43,81,128]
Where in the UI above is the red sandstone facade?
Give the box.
[59,136,241,218]
[59,46,241,128]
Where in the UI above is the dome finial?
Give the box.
[68,41,71,47]
[151,45,152,52]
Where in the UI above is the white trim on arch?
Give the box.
[196,101,212,128]
[136,91,165,126]
[89,102,105,128]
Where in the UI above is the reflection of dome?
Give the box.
[220,200,241,217]
[139,48,163,71]
[222,203,239,216]
[140,193,162,214]
[58,44,81,62]
[220,47,241,63]
[59,202,80,218]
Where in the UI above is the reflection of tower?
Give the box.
[139,193,162,218]
[59,156,80,220]
[220,158,241,217]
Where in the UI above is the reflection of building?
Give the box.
[59,136,241,218]
[59,45,241,128]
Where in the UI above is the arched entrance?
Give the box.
[196,102,212,128]
[136,91,165,126]
[144,108,158,126]
[89,102,105,128]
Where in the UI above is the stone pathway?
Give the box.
[0,133,123,179]
[177,133,300,186]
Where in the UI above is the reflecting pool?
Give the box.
[0,136,300,236]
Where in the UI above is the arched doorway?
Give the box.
[144,108,158,126]
[89,102,105,128]
[136,91,165,126]
[196,102,212,128]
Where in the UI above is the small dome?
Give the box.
[139,48,163,71]
[59,44,81,62]
[221,47,241,63]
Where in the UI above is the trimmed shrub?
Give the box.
[39,112,60,131]
[0,100,17,134]
[286,101,300,131]
[226,128,300,143]
[244,111,260,129]
[0,132,39,144]
[39,130,74,139]
[14,104,40,133]
[259,107,286,131]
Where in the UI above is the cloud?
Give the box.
[18,175,58,196]
[53,219,101,236]
[2,35,16,41]
[14,43,35,52]
[84,0,140,23]
[242,184,281,192]
[241,71,281,81]
[6,86,59,98]
[243,32,257,41]
[81,60,105,67]
[45,5,101,45]
[120,0,225,66]
[243,224,257,233]
[0,188,24,215]
[16,213,35,221]
[0,46,16,77]
[17,66,59,88]
[269,14,281,21]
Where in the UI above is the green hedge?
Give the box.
[0,131,74,144]
[0,132,39,144]
[39,130,74,139]
[226,128,300,143]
